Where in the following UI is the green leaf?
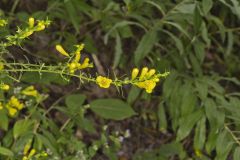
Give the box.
[158,102,167,131]
[113,32,123,68]
[194,116,206,150]
[0,110,8,130]
[13,119,34,139]
[127,86,141,104]
[162,29,184,55]
[65,94,86,113]
[180,82,196,116]
[202,0,213,15]
[90,99,136,120]
[194,4,202,34]
[193,39,206,64]
[215,130,234,160]
[0,147,13,157]
[233,147,240,160]
[226,31,233,56]
[134,29,157,65]
[65,0,81,33]
[176,109,203,141]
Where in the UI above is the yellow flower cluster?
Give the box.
[131,67,160,93]
[23,142,48,160]
[5,96,24,117]
[96,76,112,88]
[56,44,93,73]
[21,86,38,97]
[19,17,50,39]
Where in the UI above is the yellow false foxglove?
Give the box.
[28,17,35,28]
[8,107,17,117]
[22,86,38,97]
[146,69,156,78]
[131,68,139,80]
[79,58,91,69]
[56,45,69,57]
[35,22,45,31]
[96,76,112,88]
[139,67,148,80]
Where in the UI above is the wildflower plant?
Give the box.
[0,16,169,159]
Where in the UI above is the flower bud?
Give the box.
[131,68,139,80]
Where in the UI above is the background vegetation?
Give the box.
[0,0,240,159]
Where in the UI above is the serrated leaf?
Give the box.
[90,99,136,120]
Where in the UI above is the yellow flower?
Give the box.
[23,142,31,156]
[131,68,139,80]
[96,76,112,88]
[136,80,156,93]
[75,43,85,54]
[56,45,69,57]
[22,86,38,97]
[1,84,10,91]
[7,96,24,111]
[139,67,148,80]
[146,69,156,78]
[28,149,36,157]
[20,30,33,39]
[79,58,92,69]
[28,17,35,28]
[35,21,45,31]
[8,107,17,117]
[22,156,28,160]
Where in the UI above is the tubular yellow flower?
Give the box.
[8,107,17,117]
[79,58,91,69]
[22,86,38,97]
[23,142,31,155]
[20,30,33,39]
[146,69,156,78]
[139,67,148,80]
[28,149,36,157]
[56,45,70,57]
[8,96,24,110]
[131,68,139,80]
[22,156,28,160]
[136,80,156,93]
[28,17,35,28]
[96,76,112,88]
[75,43,85,53]
[74,52,81,62]
[35,22,45,31]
